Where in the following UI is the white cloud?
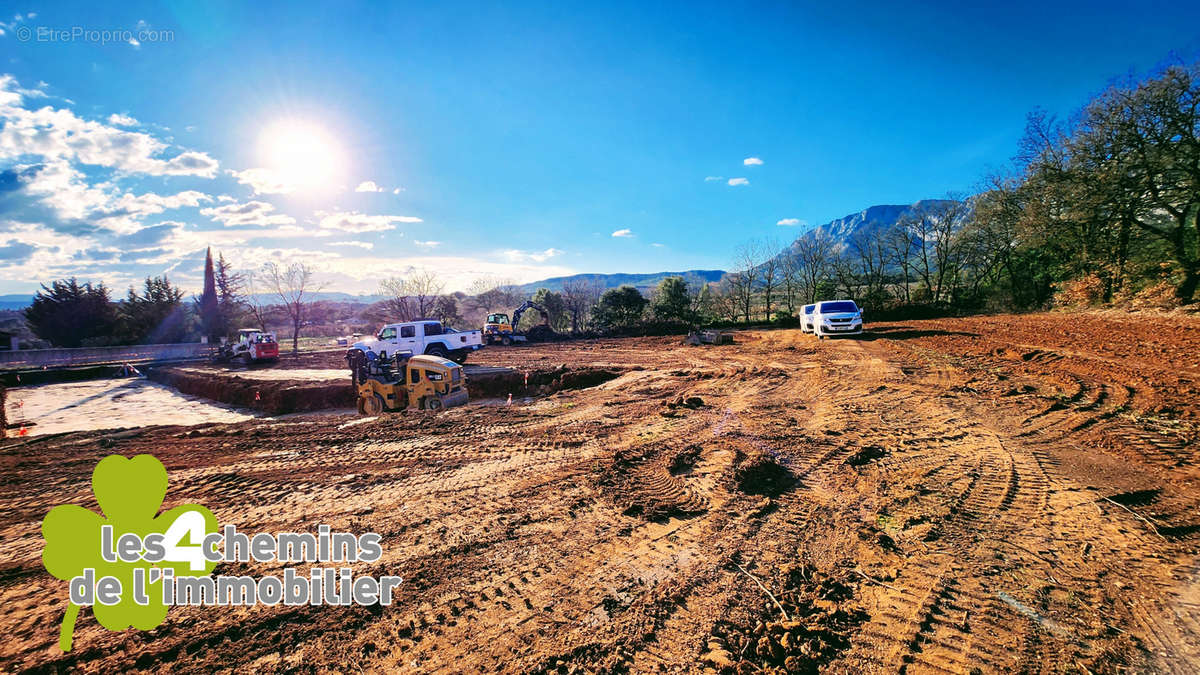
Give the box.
[314,210,422,233]
[0,13,34,38]
[611,228,634,238]
[413,240,440,248]
[93,190,212,232]
[0,76,218,177]
[650,242,665,248]
[7,160,214,234]
[355,180,385,193]
[704,176,723,182]
[743,157,763,166]
[392,187,404,194]
[503,248,563,263]
[107,113,138,127]
[777,218,806,226]
[330,241,375,250]
[200,201,296,228]
[229,168,295,195]
[728,177,749,186]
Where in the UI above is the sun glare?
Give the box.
[258,119,345,192]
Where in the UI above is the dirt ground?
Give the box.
[1,312,1198,673]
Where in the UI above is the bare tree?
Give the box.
[885,224,917,303]
[906,198,971,304]
[757,238,782,321]
[711,276,742,322]
[847,228,890,306]
[379,269,446,322]
[263,261,322,354]
[561,279,603,333]
[730,241,766,322]
[405,269,445,318]
[793,232,835,303]
[243,268,271,332]
[469,276,524,314]
[780,252,802,314]
[378,278,414,322]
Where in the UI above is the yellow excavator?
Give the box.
[482,300,551,345]
[346,348,468,414]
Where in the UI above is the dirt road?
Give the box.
[1,313,1197,673]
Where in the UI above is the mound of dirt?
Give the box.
[148,367,353,414]
[523,324,557,342]
[732,451,796,497]
[469,365,624,398]
[705,563,867,674]
[845,445,887,466]
[596,444,709,521]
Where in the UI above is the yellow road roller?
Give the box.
[346,349,469,415]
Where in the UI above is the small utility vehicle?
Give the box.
[216,329,279,364]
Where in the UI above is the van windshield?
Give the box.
[819,301,858,313]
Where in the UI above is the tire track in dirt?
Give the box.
[2,316,1199,672]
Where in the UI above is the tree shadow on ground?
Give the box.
[853,327,980,341]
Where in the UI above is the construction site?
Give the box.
[1,311,1198,673]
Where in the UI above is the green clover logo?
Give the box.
[41,454,218,651]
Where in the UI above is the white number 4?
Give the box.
[162,510,208,571]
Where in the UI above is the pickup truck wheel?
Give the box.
[450,350,469,364]
[426,345,449,359]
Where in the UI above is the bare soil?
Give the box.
[1,312,1198,673]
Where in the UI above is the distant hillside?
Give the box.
[779,198,960,259]
[0,294,35,311]
[519,270,726,293]
[247,292,386,305]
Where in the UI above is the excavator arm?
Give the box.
[510,300,549,330]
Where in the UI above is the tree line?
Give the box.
[19,60,1196,348]
[708,58,1199,321]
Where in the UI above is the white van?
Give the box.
[813,300,863,338]
[801,304,816,334]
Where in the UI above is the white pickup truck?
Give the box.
[352,320,484,364]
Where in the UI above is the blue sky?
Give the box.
[0,1,1197,294]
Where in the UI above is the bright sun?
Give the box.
[258,119,345,192]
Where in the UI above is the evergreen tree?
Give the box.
[592,285,647,329]
[650,276,693,325]
[24,278,117,347]
[119,276,189,344]
[199,248,220,340]
[214,253,246,335]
